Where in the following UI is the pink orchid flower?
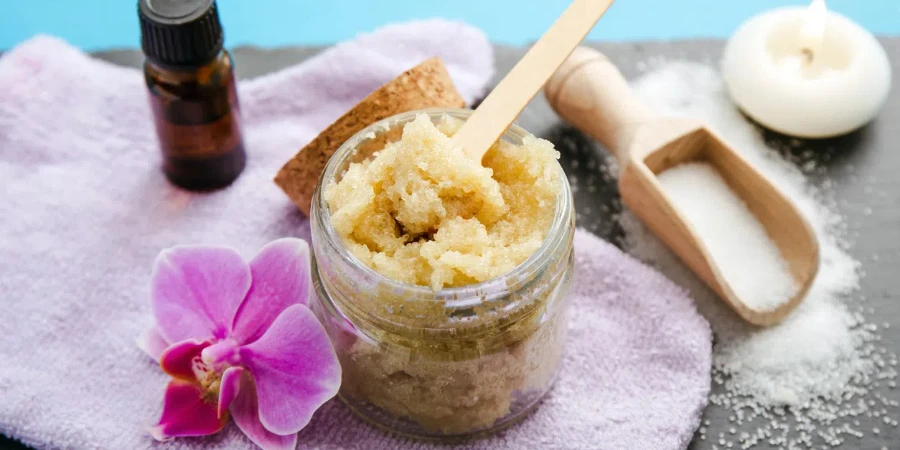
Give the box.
[136,238,341,450]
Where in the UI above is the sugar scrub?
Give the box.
[323,113,561,290]
[617,61,898,448]
[311,109,575,438]
[657,162,798,312]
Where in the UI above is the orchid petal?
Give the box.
[159,339,210,381]
[136,326,169,361]
[230,371,299,450]
[151,246,251,343]
[149,379,227,440]
[231,238,312,344]
[240,304,341,435]
[218,366,244,418]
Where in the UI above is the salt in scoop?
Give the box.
[451,0,615,161]
[545,47,820,326]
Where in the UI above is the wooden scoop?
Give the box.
[545,47,820,326]
[452,0,615,161]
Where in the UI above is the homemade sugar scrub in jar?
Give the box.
[308,109,575,439]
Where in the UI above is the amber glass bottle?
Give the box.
[139,0,246,191]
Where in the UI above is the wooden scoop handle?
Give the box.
[544,46,653,162]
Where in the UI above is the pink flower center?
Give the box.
[177,338,243,404]
[190,356,223,403]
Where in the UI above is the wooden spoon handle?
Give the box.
[453,0,616,162]
[545,46,653,162]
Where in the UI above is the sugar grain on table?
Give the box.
[656,162,797,312]
[616,60,898,449]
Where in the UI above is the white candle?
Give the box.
[721,0,891,138]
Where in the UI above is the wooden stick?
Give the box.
[451,0,616,162]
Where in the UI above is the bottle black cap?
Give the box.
[138,0,224,68]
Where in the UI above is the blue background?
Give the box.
[2,0,898,50]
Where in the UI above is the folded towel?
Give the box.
[0,21,711,450]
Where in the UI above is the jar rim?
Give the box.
[311,108,573,309]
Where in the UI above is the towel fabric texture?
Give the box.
[0,21,711,450]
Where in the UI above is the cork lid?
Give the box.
[274,57,466,216]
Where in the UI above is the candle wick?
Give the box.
[801,48,815,64]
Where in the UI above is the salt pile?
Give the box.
[656,161,798,312]
[616,61,899,448]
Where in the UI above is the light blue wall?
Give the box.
[2,0,898,50]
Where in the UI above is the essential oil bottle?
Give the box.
[139,0,246,191]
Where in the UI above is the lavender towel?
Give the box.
[0,21,711,450]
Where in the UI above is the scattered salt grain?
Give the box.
[656,162,797,311]
[617,61,898,448]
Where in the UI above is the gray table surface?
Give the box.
[2,39,898,449]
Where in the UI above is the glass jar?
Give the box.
[309,108,575,440]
